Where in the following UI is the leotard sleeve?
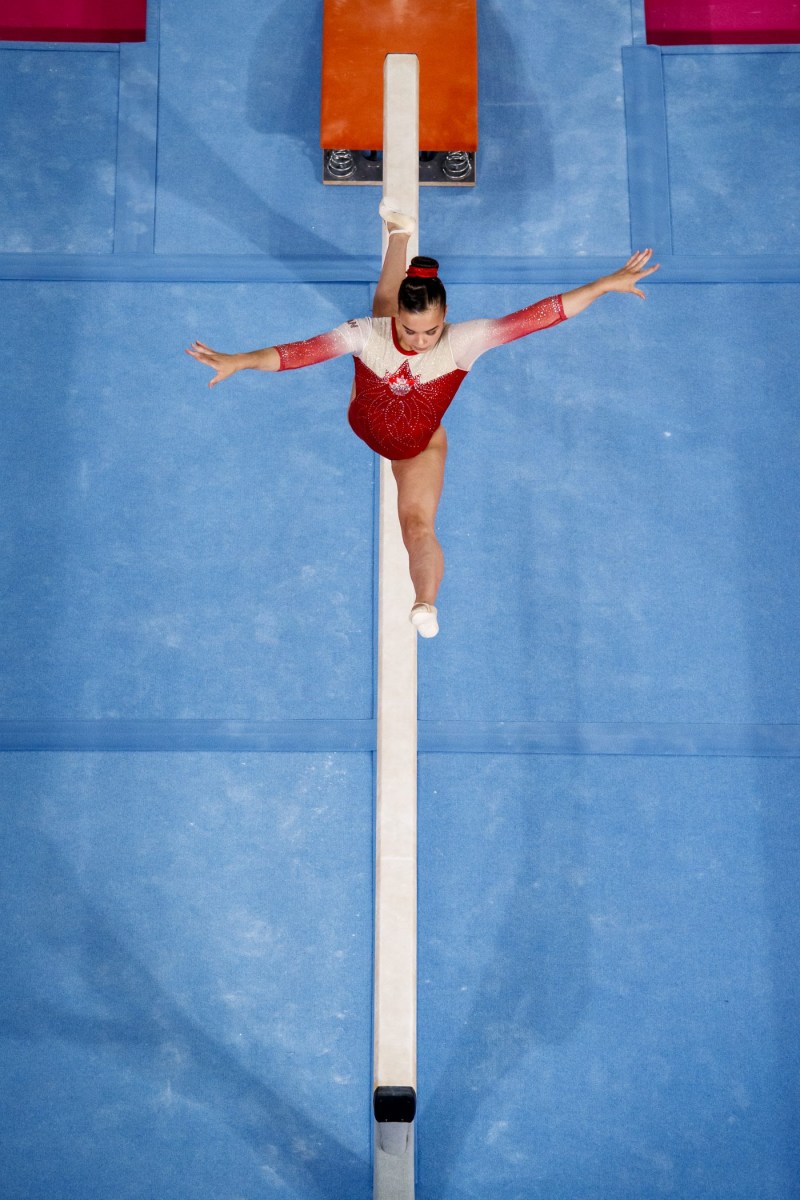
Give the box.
[447,294,566,371]
[275,317,371,370]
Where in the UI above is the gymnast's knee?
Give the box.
[399,509,436,545]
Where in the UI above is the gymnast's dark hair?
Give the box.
[397,257,447,313]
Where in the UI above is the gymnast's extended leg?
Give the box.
[392,426,447,637]
[373,210,445,635]
[344,222,409,414]
[373,224,411,317]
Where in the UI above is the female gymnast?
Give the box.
[187,205,659,638]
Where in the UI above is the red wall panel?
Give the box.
[646,0,800,45]
[0,0,147,42]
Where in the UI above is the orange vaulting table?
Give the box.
[320,0,478,152]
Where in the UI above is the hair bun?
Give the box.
[397,256,446,314]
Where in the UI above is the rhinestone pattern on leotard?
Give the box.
[276,324,358,370]
[348,357,467,460]
[491,294,565,344]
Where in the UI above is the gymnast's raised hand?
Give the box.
[185,340,280,388]
[559,249,660,317]
[614,248,660,296]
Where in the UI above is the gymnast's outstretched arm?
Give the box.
[186,320,368,389]
[560,249,659,318]
[185,341,280,387]
[447,250,660,371]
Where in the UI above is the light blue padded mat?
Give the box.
[0,49,118,253]
[420,282,800,725]
[665,52,800,255]
[0,281,375,718]
[417,753,800,1200]
[0,752,374,1200]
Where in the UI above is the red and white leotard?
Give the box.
[275,294,567,460]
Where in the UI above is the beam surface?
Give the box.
[373,52,419,1200]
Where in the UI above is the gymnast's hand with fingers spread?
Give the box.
[602,248,661,298]
[560,249,661,318]
[185,340,280,388]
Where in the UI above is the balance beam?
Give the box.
[373,54,420,1200]
[322,7,477,1190]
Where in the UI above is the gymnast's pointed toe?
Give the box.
[379,198,417,236]
[410,603,439,638]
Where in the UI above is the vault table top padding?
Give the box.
[320,0,477,152]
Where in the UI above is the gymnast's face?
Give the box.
[396,305,447,353]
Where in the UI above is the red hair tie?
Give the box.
[406,265,438,278]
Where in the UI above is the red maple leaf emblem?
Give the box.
[382,359,418,396]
